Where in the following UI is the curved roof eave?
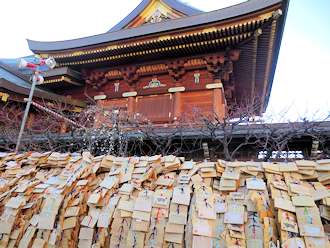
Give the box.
[109,0,203,32]
[0,62,85,107]
[27,0,284,53]
[263,0,290,112]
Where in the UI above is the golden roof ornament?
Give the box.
[146,8,169,24]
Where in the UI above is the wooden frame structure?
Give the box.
[26,0,289,125]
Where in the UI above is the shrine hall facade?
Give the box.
[26,0,289,124]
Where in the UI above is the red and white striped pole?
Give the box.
[30,100,85,129]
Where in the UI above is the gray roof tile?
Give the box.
[27,0,285,52]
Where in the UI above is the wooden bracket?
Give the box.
[121,66,138,85]
[168,60,186,82]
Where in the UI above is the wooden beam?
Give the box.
[212,88,225,120]
[58,33,251,67]
[127,96,135,115]
[62,76,83,87]
[173,92,182,121]
[250,29,262,100]
[260,11,282,113]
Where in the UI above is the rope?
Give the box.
[30,101,85,129]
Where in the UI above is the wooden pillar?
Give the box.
[126,84,136,119]
[60,121,68,133]
[26,112,35,130]
[250,30,261,99]
[173,92,181,121]
[212,79,226,120]
[93,100,104,128]
[127,96,135,117]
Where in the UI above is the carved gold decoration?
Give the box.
[0,92,9,102]
[184,59,206,68]
[39,54,49,59]
[43,77,64,84]
[145,8,169,24]
[258,11,275,20]
[72,51,84,56]
[43,76,79,85]
[136,64,167,74]
[202,27,217,33]
[157,35,171,41]
[127,0,184,28]
[105,70,122,78]
[143,77,166,89]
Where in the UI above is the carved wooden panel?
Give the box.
[136,74,173,96]
[99,98,128,110]
[180,91,214,119]
[95,99,129,128]
[135,94,173,123]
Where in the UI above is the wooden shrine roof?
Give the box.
[27,0,288,53]
[26,0,289,113]
[39,67,83,91]
[109,0,203,32]
[0,62,85,107]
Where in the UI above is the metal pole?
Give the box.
[15,77,37,152]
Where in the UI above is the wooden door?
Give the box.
[95,98,128,127]
[180,91,214,119]
[98,98,128,111]
[136,94,173,123]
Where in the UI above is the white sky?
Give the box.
[0,0,329,121]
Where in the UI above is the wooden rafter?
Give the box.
[250,29,262,99]
[260,13,280,113]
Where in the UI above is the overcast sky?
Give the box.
[0,0,329,121]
